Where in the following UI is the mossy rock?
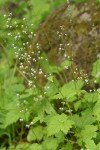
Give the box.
[29,0,100,82]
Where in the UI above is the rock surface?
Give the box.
[29,0,100,80]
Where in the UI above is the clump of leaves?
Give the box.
[0,0,100,150]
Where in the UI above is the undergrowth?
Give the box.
[0,0,100,150]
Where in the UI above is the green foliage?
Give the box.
[27,125,44,142]
[93,92,100,121]
[42,136,58,150]
[45,113,74,136]
[92,59,100,83]
[53,79,84,101]
[0,0,100,149]
[60,142,73,150]
[71,111,94,128]
[77,125,97,144]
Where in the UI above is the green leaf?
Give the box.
[93,97,100,121]
[45,113,74,136]
[85,140,97,150]
[53,80,84,101]
[42,136,58,150]
[0,148,6,150]
[74,100,82,111]
[15,143,30,150]
[95,132,100,144]
[5,84,25,94]
[55,131,65,143]
[92,59,100,78]
[0,100,26,128]
[77,125,97,145]
[27,126,44,142]
[2,103,21,128]
[93,93,100,120]
[44,79,59,97]
[34,98,55,116]
[85,141,100,150]
[40,52,61,74]
[30,144,42,150]
[0,110,6,127]
[71,110,94,128]
[60,142,73,150]
[32,99,56,124]
[84,92,99,103]
[0,0,8,5]
[47,76,54,82]
[97,143,100,149]
[60,60,72,70]
[32,116,41,124]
